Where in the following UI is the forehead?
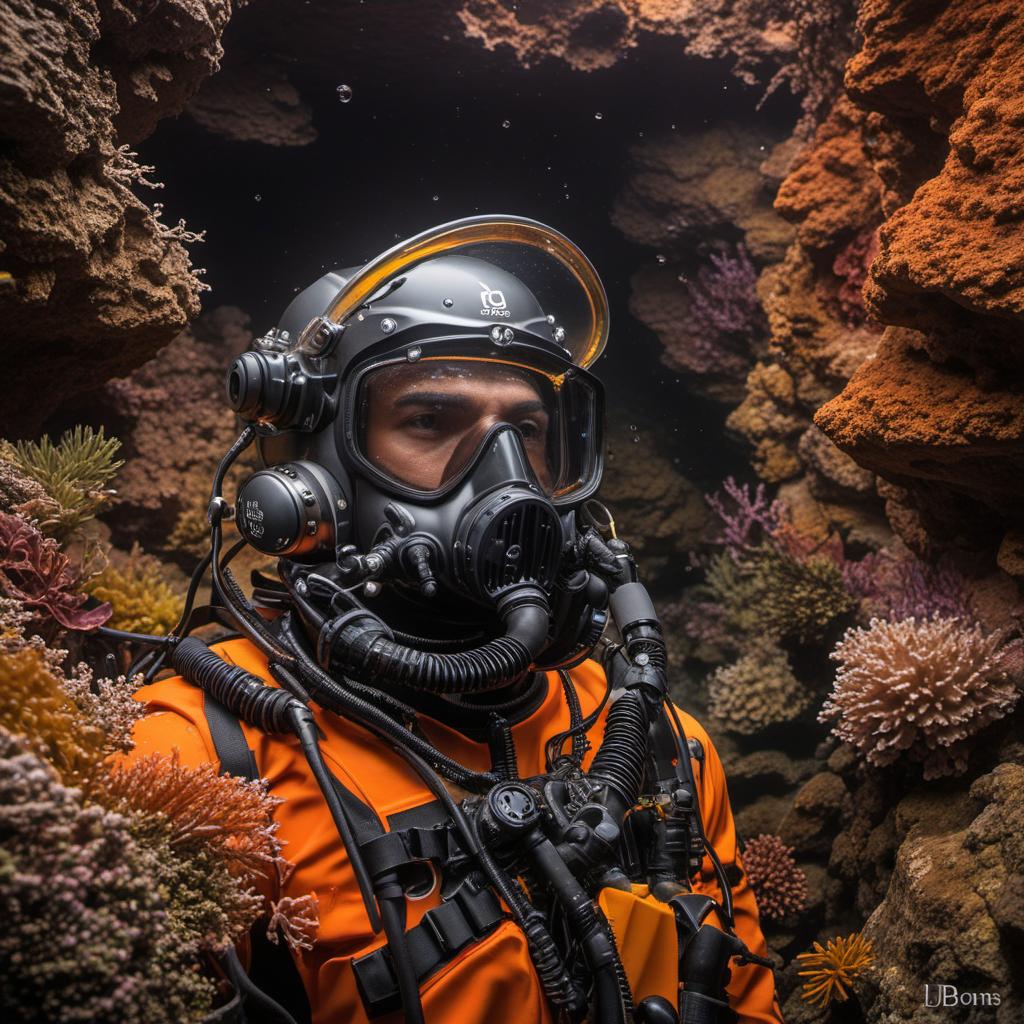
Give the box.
[366,359,545,400]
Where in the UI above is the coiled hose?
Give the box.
[321,588,550,695]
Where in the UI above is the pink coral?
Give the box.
[705,477,787,558]
[842,550,972,623]
[831,229,880,327]
[821,617,1020,779]
[687,244,765,338]
[0,512,110,630]
[742,833,809,922]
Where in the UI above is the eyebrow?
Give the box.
[393,391,548,417]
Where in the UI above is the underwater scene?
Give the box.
[1,2,1022,1022]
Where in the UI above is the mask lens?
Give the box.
[354,357,598,498]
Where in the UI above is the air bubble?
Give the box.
[443,297,454,308]
[432,195,439,202]
[336,84,353,103]
[502,119,511,128]
[656,254,666,264]
[254,194,262,202]
[594,112,603,120]
[546,314,555,324]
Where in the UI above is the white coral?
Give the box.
[821,617,1020,779]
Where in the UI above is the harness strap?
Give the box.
[351,876,506,1018]
[202,694,312,1024]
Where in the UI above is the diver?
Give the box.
[122,217,783,1023]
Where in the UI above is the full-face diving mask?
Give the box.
[227,216,611,670]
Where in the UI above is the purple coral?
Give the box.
[686,244,765,339]
[843,550,972,623]
[705,476,787,558]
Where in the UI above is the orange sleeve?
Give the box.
[671,707,783,1024]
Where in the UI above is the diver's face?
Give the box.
[363,361,553,491]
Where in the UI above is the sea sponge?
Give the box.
[821,617,1020,779]
[708,638,814,735]
[741,833,809,922]
[85,544,184,636]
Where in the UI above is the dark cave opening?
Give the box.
[136,16,802,488]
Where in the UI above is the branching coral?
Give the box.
[61,668,145,757]
[0,729,216,1024]
[843,549,972,623]
[0,512,111,630]
[822,618,1020,779]
[267,893,320,952]
[85,544,185,635]
[708,637,814,735]
[741,833,809,922]
[102,754,283,880]
[8,427,123,541]
[687,244,767,342]
[706,476,786,558]
[0,646,108,783]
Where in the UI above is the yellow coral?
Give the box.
[0,646,107,782]
[86,544,184,635]
[796,932,875,1007]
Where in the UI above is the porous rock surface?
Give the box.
[0,0,233,436]
[814,1,1024,551]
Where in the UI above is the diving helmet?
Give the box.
[227,215,611,674]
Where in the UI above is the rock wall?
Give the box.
[0,0,235,437]
[814,1,1024,561]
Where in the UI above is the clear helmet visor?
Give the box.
[354,357,601,499]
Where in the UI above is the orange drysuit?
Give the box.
[128,638,782,1023]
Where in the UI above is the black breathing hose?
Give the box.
[323,588,550,695]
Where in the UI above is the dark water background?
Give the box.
[140,10,800,487]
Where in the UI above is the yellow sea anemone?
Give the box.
[796,931,875,1007]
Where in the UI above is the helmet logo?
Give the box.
[479,281,511,318]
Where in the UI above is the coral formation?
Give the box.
[5,427,123,541]
[822,617,1020,779]
[0,0,235,434]
[795,931,875,1007]
[708,637,814,736]
[0,512,110,631]
[0,729,216,1024]
[741,833,809,922]
[613,123,794,264]
[858,762,1024,1022]
[186,60,317,146]
[85,544,184,636]
[812,1,1024,552]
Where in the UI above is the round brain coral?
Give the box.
[821,617,1020,779]
[741,833,808,922]
[708,638,814,735]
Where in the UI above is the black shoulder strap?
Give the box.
[201,695,312,1024]
[204,693,260,780]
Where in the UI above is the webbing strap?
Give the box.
[204,693,260,780]
[351,877,505,1018]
